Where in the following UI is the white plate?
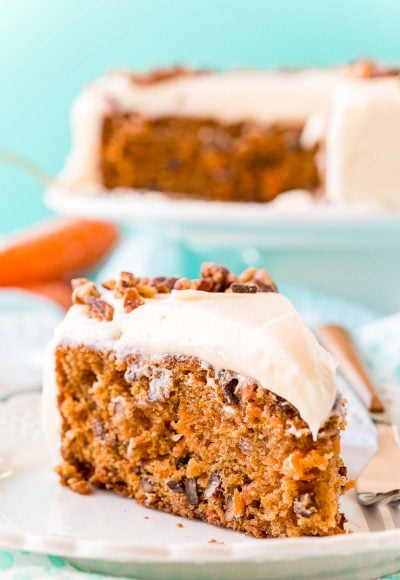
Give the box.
[1,386,400,580]
[44,186,400,233]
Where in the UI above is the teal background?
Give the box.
[1,0,400,233]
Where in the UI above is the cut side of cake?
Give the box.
[43,264,348,538]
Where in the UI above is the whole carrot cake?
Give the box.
[43,264,348,538]
[56,61,400,207]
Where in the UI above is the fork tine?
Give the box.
[389,506,400,528]
[360,504,386,532]
[378,504,397,530]
[389,492,400,506]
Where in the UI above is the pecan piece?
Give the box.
[71,279,100,304]
[239,267,257,283]
[123,287,145,313]
[204,472,221,499]
[184,477,199,506]
[239,267,278,292]
[101,278,117,290]
[167,479,185,494]
[141,478,155,493]
[136,284,157,298]
[120,271,137,287]
[174,277,194,290]
[222,378,239,405]
[193,278,215,292]
[293,493,318,518]
[253,269,278,292]
[85,296,114,321]
[230,283,257,293]
[200,262,235,292]
[150,276,178,293]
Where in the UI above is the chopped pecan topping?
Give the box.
[193,278,215,292]
[136,284,157,298]
[93,262,278,319]
[120,271,137,287]
[230,283,257,293]
[101,278,117,291]
[238,266,257,283]
[174,277,194,290]
[200,262,236,292]
[85,296,114,321]
[123,287,145,313]
[71,278,114,321]
[238,266,278,292]
[71,279,100,304]
[150,276,178,293]
[130,66,193,86]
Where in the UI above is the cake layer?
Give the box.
[53,345,346,538]
[46,288,337,439]
[100,115,319,201]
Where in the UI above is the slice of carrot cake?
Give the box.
[42,263,347,538]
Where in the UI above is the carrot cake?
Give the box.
[42,263,348,538]
[55,61,400,208]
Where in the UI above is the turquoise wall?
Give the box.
[1,0,400,233]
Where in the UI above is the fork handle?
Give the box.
[316,324,385,413]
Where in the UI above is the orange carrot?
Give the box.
[0,218,119,286]
[15,280,73,310]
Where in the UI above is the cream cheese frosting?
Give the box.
[326,76,400,208]
[42,290,337,454]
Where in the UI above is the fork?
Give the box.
[316,324,400,508]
